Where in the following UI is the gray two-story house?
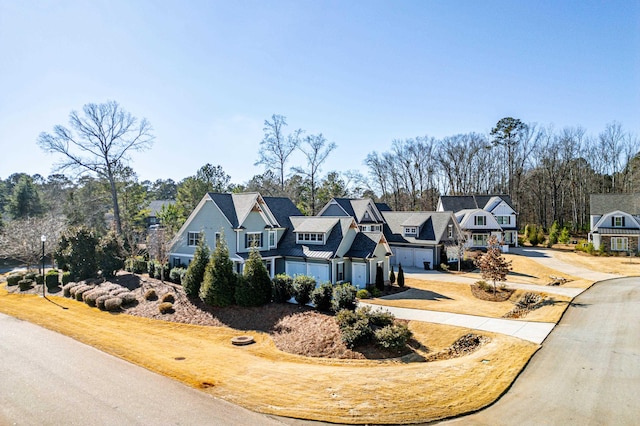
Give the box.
[589,193,640,253]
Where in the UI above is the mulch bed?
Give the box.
[470,284,514,302]
[3,271,489,361]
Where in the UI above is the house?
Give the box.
[318,198,461,269]
[146,200,176,228]
[589,193,640,253]
[437,195,518,248]
[169,193,392,288]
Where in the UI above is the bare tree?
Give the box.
[0,215,66,271]
[37,101,154,235]
[474,235,512,296]
[255,114,303,192]
[292,134,336,215]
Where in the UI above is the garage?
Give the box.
[392,247,434,269]
[307,263,330,284]
[285,261,306,278]
[352,263,367,288]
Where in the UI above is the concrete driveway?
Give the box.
[441,277,640,425]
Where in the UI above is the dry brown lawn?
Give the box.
[551,250,640,276]
[0,286,538,424]
[367,278,571,323]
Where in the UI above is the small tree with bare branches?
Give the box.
[474,235,512,296]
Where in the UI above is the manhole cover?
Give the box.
[231,335,255,346]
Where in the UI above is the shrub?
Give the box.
[161,293,175,303]
[311,283,333,311]
[61,271,72,285]
[6,274,23,286]
[75,285,94,301]
[368,308,395,327]
[158,302,174,314]
[389,266,396,285]
[375,323,412,351]
[56,226,98,280]
[18,279,33,291]
[104,297,123,312]
[356,289,371,299]
[575,240,595,255]
[96,295,111,310]
[475,280,491,292]
[439,263,450,272]
[83,290,107,307]
[24,272,36,281]
[126,257,147,274]
[331,283,357,312]
[153,262,170,281]
[234,275,257,307]
[35,274,44,285]
[45,270,59,289]
[200,233,236,307]
[397,263,405,287]
[293,275,316,305]
[517,292,542,308]
[183,233,209,298]
[335,308,372,348]
[120,292,138,305]
[375,265,384,291]
[147,260,156,277]
[272,274,294,303]
[97,231,125,278]
[548,221,560,247]
[144,289,158,301]
[558,227,571,244]
[169,267,187,284]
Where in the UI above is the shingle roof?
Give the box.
[290,217,340,234]
[329,198,384,223]
[375,202,392,212]
[590,194,640,215]
[147,200,175,217]
[281,217,355,259]
[382,211,454,245]
[439,195,515,212]
[344,232,383,259]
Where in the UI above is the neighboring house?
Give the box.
[169,193,391,288]
[318,198,461,269]
[146,200,176,228]
[589,193,640,253]
[437,195,518,248]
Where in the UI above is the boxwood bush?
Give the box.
[311,282,333,311]
[293,275,316,306]
[45,270,59,289]
[272,274,294,303]
[332,283,357,312]
[6,273,23,286]
[18,279,33,291]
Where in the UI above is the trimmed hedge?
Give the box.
[45,270,59,289]
[332,283,357,312]
[293,275,316,306]
[6,274,23,286]
[161,293,175,303]
[18,279,33,291]
[311,283,333,311]
[61,271,72,285]
[104,297,123,312]
[144,289,158,301]
[158,302,174,314]
[272,274,294,303]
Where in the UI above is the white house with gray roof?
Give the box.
[589,193,640,253]
[169,192,391,288]
[437,195,518,248]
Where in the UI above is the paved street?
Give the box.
[0,313,288,426]
[441,277,640,425]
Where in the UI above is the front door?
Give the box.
[352,263,367,288]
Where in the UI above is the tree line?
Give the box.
[1,101,638,268]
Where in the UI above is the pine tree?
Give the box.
[558,227,571,244]
[389,265,396,286]
[375,265,384,291]
[397,263,405,288]
[474,235,512,296]
[182,232,209,297]
[548,221,560,246]
[200,233,236,306]
[242,247,272,306]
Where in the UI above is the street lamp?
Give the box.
[41,235,46,297]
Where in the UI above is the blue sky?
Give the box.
[1,0,638,185]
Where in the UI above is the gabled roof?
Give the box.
[282,217,357,259]
[375,202,392,212]
[456,209,503,231]
[208,192,302,229]
[344,232,390,259]
[318,198,385,224]
[593,210,640,231]
[290,217,341,234]
[439,195,515,213]
[590,193,640,216]
[382,211,455,245]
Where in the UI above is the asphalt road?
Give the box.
[442,277,640,425]
[0,312,290,426]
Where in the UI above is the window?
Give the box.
[215,232,221,247]
[611,237,628,251]
[188,232,200,246]
[472,234,488,246]
[268,231,277,248]
[613,216,625,227]
[296,233,324,244]
[474,216,486,226]
[337,262,344,281]
[404,227,417,236]
[496,216,510,225]
[448,224,453,238]
[359,224,382,232]
[246,232,262,248]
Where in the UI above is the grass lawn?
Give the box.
[0,286,538,424]
[551,250,640,276]
[367,278,572,323]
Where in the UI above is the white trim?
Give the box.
[268,230,277,249]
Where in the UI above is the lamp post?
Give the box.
[41,235,46,297]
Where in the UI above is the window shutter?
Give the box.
[611,217,614,227]
[622,217,626,227]
[245,234,248,247]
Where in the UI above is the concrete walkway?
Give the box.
[359,302,555,344]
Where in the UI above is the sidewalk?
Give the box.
[359,302,555,344]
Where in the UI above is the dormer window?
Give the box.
[448,224,453,238]
[359,224,382,233]
[496,216,510,225]
[474,216,486,226]
[297,233,325,244]
[404,226,417,236]
[613,216,625,227]
[246,232,262,248]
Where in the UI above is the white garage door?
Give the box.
[285,261,306,278]
[352,263,367,288]
[393,247,433,268]
[394,248,414,266]
[308,263,330,284]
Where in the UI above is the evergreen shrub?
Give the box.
[311,282,333,311]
